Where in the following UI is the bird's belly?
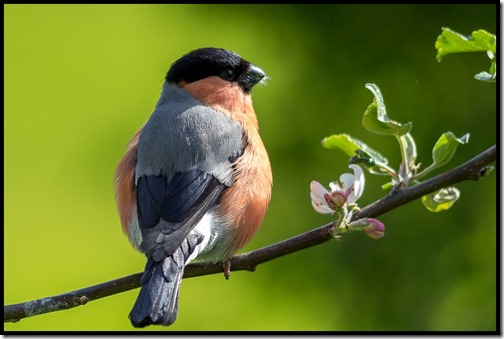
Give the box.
[188,210,234,264]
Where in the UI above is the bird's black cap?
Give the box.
[166,47,265,93]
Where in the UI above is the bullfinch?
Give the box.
[114,47,272,327]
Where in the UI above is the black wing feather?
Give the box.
[136,171,225,260]
[160,171,214,223]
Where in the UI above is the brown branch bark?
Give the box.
[4,144,496,323]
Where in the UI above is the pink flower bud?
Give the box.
[363,218,385,239]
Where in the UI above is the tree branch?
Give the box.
[4,145,496,323]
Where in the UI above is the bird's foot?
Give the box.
[223,260,231,280]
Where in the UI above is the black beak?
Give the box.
[239,64,266,92]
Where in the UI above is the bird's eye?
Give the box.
[221,68,235,81]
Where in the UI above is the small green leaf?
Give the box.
[349,149,376,168]
[421,187,460,212]
[489,52,496,73]
[480,165,495,178]
[432,132,469,168]
[435,28,496,82]
[401,132,417,170]
[435,28,496,61]
[322,134,363,157]
[362,83,412,136]
[475,70,496,82]
[322,134,388,166]
[381,181,394,190]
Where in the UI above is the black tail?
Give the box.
[129,236,200,327]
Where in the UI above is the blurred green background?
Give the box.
[5,4,497,331]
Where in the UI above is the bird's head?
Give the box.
[166,47,266,93]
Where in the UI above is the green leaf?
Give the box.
[489,52,496,74]
[349,150,379,169]
[432,132,469,168]
[480,165,495,178]
[362,83,412,136]
[322,134,362,157]
[381,181,394,190]
[421,187,460,212]
[321,134,382,160]
[322,134,388,167]
[475,70,496,82]
[401,132,417,170]
[435,28,496,82]
[435,28,496,61]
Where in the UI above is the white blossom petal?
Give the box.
[329,181,342,192]
[346,164,365,204]
[339,173,355,190]
[310,181,334,214]
[311,201,334,214]
[310,181,329,203]
[310,192,324,205]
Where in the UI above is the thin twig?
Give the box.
[4,145,496,323]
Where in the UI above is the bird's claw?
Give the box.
[223,260,231,280]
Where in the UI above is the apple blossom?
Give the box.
[311,164,385,239]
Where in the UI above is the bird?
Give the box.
[114,47,272,327]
